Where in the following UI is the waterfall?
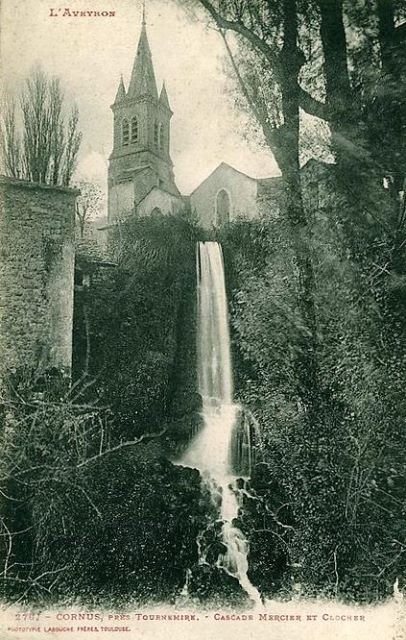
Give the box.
[179,241,261,604]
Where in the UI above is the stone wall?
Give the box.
[0,176,78,390]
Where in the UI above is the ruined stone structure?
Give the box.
[0,176,78,390]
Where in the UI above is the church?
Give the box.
[106,11,285,230]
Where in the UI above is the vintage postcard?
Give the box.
[0,0,405,638]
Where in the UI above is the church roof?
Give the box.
[190,162,257,195]
[159,82,171,111]
[113,75,126,104]
[127,14,158,100]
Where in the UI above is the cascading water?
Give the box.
[179,241,261,604]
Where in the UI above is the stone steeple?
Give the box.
[127,10,158,100]
[107,6,180,224]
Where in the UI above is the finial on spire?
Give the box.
[127,0,158,99]
[142,0,146,26]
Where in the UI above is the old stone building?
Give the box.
[0,176,77,391]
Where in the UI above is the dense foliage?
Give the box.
[73,213,200,447]
[179,0,406,604]
[218,193,406,600]
[3,201,406,605]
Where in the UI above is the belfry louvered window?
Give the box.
[158,123,164,151]
[131,116,138,143]
[122,119,129,146]
[154,122,159,149]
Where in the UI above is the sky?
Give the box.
[0,0,279,200]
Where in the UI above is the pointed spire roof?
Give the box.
[159,82,171,111]
[142,0,146,26]
[127,8,158,100]
[114,75,126,104]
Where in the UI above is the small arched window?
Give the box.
[154,122,159,149]
[131,116,138,143]
[216,189,231,226]
[122,119,129,146]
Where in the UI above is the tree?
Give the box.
[0,66,82,186]
[311,0,406,318]
[191,0,406,310]
[62,105,82,186]
[317,0,406,185]
[190,1,405,197]
[75,181,103,239]
[0,96,22,179]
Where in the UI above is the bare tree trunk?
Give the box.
[316,0,356,165]
[376,0,405,195]
[278,0,320,414]
[316,0,392,264]
[376,0,396,74]
[0,98,21,178]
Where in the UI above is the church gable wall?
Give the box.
[137,188,184,218]
[190,165,258,229]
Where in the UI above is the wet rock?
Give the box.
[186,564,248,607]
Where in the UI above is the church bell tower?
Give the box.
[108,8,180,223]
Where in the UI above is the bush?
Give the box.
[0,397,211,605]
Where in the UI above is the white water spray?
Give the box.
[180,241,261,604]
